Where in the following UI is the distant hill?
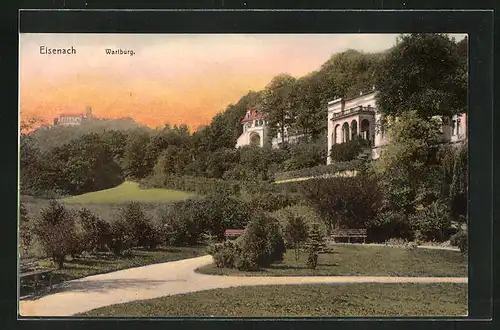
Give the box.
[30,117,150,152]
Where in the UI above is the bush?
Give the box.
[159,194,253,246]
[274,160,363,182]
[19,202,32,257]
[369,210,414,242]
[119,202,159,250]
[248,192,301,212]
[284,213,309,266]
[109,218,134,256]
[330,137,370,162]
[142,174,240,196]
[77,208,112,252]
[283,141,327,171]
[304,223,326,269]
[238,212,286,268]
[300,175,381,234]
[210,240,240,268]
[450,231,468,254]
[409,201,452,242]
[32,200,77,269]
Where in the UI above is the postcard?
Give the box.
[18,32,468,318]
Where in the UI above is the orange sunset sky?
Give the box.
[19,33,465,130]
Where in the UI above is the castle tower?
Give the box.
[86,106,93,118]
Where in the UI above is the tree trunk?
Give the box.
[53,255,65,269]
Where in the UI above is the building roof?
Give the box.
[241,108,265,123]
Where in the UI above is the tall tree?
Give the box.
[261,74,297,147]
[123,130,151,179]
[373,110,443,239]
[375,33,467,120]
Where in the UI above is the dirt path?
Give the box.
[19,255,467,317]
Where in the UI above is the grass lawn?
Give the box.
[197,245,467,277]
[79,283,468,317]
[61,181,193,204]
[38,246,207,281]
[21,246,207,297]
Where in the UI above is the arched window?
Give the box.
[334,124,341,144]
[342,122,350,143]
[350,120,358,139]
[361,119,370,141]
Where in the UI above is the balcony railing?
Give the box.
[331,105,375,119]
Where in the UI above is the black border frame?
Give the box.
[1,1,496,330]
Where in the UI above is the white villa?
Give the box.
[327,89,467,163]
[235,108,303,149]
[236,90,467,164]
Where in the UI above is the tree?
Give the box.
[284,213,309,267]
[77,208,112,252]
[449,143,467,222]
[304,223,327,269]
[375,34,467,120]
[47,133,124,195]
[32,201,77,269]
[19,202,31,257]
[119,202,158,250]
[300,175,381,233]
[239,212,286,267]
[373,110,443,240]
[123,130,151,179]
[261,74,297,146]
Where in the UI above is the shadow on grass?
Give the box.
[22,278,187,301]
[267,264,309,270]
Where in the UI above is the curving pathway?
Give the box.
[19,255,467,317]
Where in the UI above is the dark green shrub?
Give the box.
[159,194,253,246]
[284,213,309,266]
[248,192,301,212]
[330,137,370,162]
[283,141,327,171]
[210,240,240,268]
[19,202,32,256]
[304,224,326,269]
[239,212,286,267]
[450,230,468,254]
[77,208,112,252]
[369,210,414,242]
[109,218,134,256]
[32,200,77,269]
[300,175,381,233]
[234,252,259,271]
[118,202,159,250]
[409,201,452,242]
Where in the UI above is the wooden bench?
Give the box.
[329,229,367,244]
[224,229,246,239]
[20,260,55,292]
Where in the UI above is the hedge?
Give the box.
[273,160,364,182]
[142,174,241,196]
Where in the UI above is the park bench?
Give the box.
[329,228,367,244]
[224,229,245,239]
[20,259,55,293]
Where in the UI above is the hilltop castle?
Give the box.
[235,90,467,163]
[53,106,94,126]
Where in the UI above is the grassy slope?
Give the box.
[61,181,193,204]
[197,245,467,277]
[80,283,468,317]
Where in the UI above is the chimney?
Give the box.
[86,106,93,118]
[341,99,346,111]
